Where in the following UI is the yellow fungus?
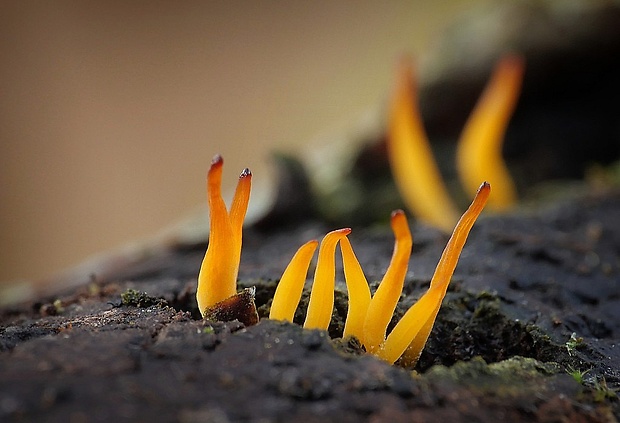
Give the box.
[457,56,524,211]
[196,155,252,317]
[269,240,319,322]
[362,210,412,353]
[387,58,460,233]
[378,182,490,364]
[196,157,489,368]
[304,228,351,330]
[387,56,523,228]
[340,237,371,343]
[270,229,350,329]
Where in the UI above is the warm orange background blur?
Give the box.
[0,1,491,286]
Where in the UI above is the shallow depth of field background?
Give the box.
[0,1,494,286]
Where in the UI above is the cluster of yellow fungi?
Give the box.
[197,155,490,365]
[388,55,523,232]
[196,55,522,365]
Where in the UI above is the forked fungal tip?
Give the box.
[240,168,252,178]
[479,181,491,193]
[211,154,223,166]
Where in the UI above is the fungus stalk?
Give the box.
[196,155,252,318]
[456,56,524,211]
[387,59,459,232]
[269,240,319,322]
[378,181,490,365]
[340,237,371,343]
[269,229,351,330]
[387,55,523,229]
[303,229,351,329]
[362,210,412,353]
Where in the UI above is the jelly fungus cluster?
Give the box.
[388,55,523,232]
[196,155,490,365]
[196,155,257,325]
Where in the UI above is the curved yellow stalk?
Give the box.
[304,228,351,330]
[378,182,490,364]
[340,236,372,343]
[363,210,412,353]
[270,240,319,322]
[196,155,251,316]
[387,58,459,232]
[229,168,252,288]
[456,55,524,211]
[230,168,252,245]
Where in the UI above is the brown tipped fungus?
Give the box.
[196,155,252,318]
[340,237,371,343]
[456,56,524,211]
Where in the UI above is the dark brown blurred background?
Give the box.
[0,1,496,287]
